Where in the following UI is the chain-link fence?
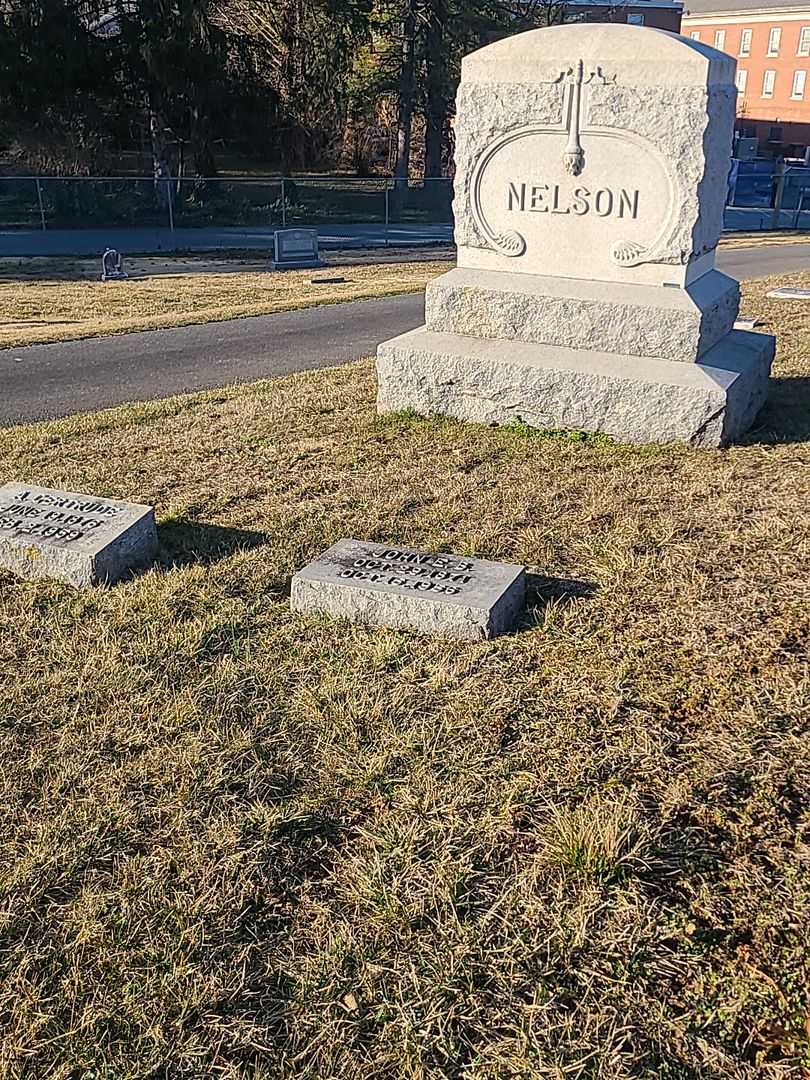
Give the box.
[726,162,810,230]
[0,176,455,256]
[0,167,808,256]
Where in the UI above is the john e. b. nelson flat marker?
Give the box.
[291,539,526,640]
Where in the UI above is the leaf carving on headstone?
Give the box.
[491,230,527,257]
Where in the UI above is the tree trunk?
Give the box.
[148,92,172,207]
[393,0,416,181]
[149,95,168,181]
[191,104,216,175]
[424,0,446,178]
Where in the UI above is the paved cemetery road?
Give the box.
[720,240,809,279]
[0,293,426,427]
[0,242,806,427]
[0,223,455,258]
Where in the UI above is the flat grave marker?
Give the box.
[766,287,810,300]
[291,538,526,640]
[0,483,157,587]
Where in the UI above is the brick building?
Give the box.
[566,0,683,31]
[682,0,810,156]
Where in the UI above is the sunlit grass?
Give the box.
[0,253,450,349]
[0,272,808,1078]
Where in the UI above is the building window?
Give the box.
[627,13,644,24]
[690,30,700,40]
[769,125,783,142]
[714,29,726,50]
[767,27,781,55]
[739,28,752,55]
[799,26,810,56]
[792,69,807,98]
[762,69,776,97]
[736,69,748,95]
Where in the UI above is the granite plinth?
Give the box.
[0,484,157,587]
[377,327,774,448]
[291,538,526,640]
[425,268,740,363]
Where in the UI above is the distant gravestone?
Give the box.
[272,228,324,270]
[0,483,157,587]
[377,24,775,447]
[291,538,526,640]
[101,247,127,281]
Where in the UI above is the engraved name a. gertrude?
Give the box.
[507,182,639,218]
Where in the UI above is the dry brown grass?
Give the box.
[0,254,450,350]
[0,233,803,351]
[720,231,810,248]
[0,273,808,1079]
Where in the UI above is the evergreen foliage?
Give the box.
[0,0,566,176]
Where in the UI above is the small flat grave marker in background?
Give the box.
[291,538,526,640]
[272,227,324,270]
[766,287,810,300]
[0,483,157,587]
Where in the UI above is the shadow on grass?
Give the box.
[157,518,271,569]
[745,376,810,445]
[519,573,598,632]
[526,573,598,607]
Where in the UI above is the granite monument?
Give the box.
[377,24,775,446]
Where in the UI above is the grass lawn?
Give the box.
[720,231,810,248]
[0,252,450,350]
[0,232,807,352]
[0,272,808,1079]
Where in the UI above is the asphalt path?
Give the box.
[1,242,807,427]
[0,223,455,258]
[0,293,426,426]
[719,240,808,278]
[1,215,807,258]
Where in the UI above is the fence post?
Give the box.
[35,178,46,231]
[384,184,390,248]
[281,178,287,227]
[795,190,809,230]
[166,182,175,246]
[771,160,787,229]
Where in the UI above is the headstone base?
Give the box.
[377,327,775,448]
[425,268,740,363]
[271,259,325,271]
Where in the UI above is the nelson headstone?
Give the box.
[377,24,775,446]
